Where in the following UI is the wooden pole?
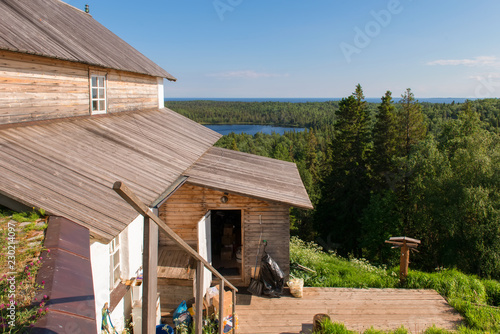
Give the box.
[218,280,224,334]
[400,240,410,282]
[232,289,236,334]
[195,260,204,334]
[142,217,158,334]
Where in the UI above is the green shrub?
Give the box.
[483,279,500,306]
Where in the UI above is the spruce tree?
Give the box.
[371,91,400,191]
[315,84,371,255]
[396,88,427,233]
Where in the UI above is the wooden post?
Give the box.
[195,260,204,334]
[142,217,158,334]
[385,236,420,284]
[218,280,224,334]
[232,289,236,334]
[400,240,410,282]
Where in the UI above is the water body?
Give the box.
[167,97,476,104]
[205,124,305,136]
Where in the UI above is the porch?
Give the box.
[235,287,463,334]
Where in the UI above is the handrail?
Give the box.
[113,181,238,334]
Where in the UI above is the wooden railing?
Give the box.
[113,181,238,334]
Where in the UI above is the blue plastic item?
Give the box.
[156,324,174,334]
[173,300,192,327]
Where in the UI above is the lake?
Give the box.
[205,124,305,136]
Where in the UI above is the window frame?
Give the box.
[109,236,121,289]
[90,74,107,114]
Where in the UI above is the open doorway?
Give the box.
[211,210,242,277]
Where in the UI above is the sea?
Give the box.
[166,97,475,104]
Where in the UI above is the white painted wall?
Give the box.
[90,215,144,333]
[157,77,164,109]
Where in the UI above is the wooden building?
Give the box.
[0,0,312,332]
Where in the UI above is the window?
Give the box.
[91,75,107,114]
[109,236,121,289]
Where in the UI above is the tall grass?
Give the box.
[290,237,500,333]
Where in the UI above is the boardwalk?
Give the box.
[235,287,462,334]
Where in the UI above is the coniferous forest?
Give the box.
[166,87,500,279]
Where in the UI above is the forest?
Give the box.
[166,90,500,279]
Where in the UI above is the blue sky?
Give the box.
[64,0,500,99]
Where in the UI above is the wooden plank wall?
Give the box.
[159,183,290,285]
[107,69,158,113]
[0,50,89,124]
[0,50,159,125]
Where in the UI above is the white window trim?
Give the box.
[90,74,107,114]
[110,236,121,289]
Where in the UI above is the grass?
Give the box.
[290,237,500,333]
[0,209,49,332]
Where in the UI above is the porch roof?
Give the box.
[0,108,220,242]
[184,147,314,209]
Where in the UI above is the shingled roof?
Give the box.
[0,109,220,242]
[0,0,176,80]
[184,147,314,209]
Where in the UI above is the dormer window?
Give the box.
[91,74,107,114]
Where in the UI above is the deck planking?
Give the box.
[235,287,462,334]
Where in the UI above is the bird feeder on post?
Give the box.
[385,236,421,282]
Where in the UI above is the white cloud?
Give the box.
[206,70,288,79]
[426,56,498,67]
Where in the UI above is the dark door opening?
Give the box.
[211,210,242,277]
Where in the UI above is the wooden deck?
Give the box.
[235,287,463,334]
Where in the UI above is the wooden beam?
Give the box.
[142,217,158,334]
[385,240,419,248]
[113,181,238,292]
[389,236,421,244]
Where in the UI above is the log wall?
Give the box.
[0,50,159,125]
[159,183,290,285]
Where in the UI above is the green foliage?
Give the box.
[405,269,486,303]
[313,319,355,334]
[316,85,372,256]
[165,100,339,128]
[0,213,49,332]
[290,237,397,288]
[482,279,500,306]
[11,211,40,223]
[371,91,400,191]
